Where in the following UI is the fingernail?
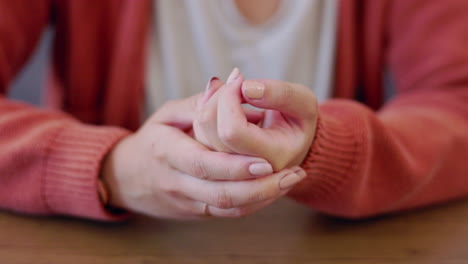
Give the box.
[279,171,306,190]
[293,167,307,178]
[226,67,240,84]
[205,77,219,91]
[243,81,265,99]
[249,163,273,176]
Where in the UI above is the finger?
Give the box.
[179,166,306,209]
[195,104,264,152]
[159,125,274,180]
[202,198,276,218]
[195,74,247,152]
[152,94,202,130]
[243,105,264,124]
[194,88,230,152]
[241,79,317,121]
[217,75,278,158]
[199,77,224,107]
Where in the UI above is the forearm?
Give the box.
[289,93,468,218]
[0,98,130,220]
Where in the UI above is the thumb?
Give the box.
[241,80,317,121]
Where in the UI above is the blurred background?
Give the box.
[7,27,52,106]
[7,27,395,106]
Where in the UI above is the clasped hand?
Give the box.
[102,68,318,219]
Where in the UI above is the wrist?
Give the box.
[100,135,132,210]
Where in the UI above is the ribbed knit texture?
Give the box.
[44,124,129,220]
[292,110,359,200]
[1,0,468,221]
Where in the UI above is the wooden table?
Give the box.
[1,198,468,264]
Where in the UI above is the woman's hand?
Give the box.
[194,69,318,171]
[101,94,306,219]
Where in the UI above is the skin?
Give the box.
[100,1,316,220]
[234,0,281,25]
[102,93,307,219]
[194,70,318,172]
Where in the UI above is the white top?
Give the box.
[145,0,338,116]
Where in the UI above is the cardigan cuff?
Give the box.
[289,105,362,204]
[43,123,131,221]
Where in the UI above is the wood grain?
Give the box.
[1,198,468,264]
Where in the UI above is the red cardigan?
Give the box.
[0,0,467,220]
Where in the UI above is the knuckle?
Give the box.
[247,190,266,203]
[190,159,210,180]
[224,163,236,180]
[218,125,241,146]
[279,84,296,106]
[158,179,177,196]
[152,142,166,162]
[215,187,234,209]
